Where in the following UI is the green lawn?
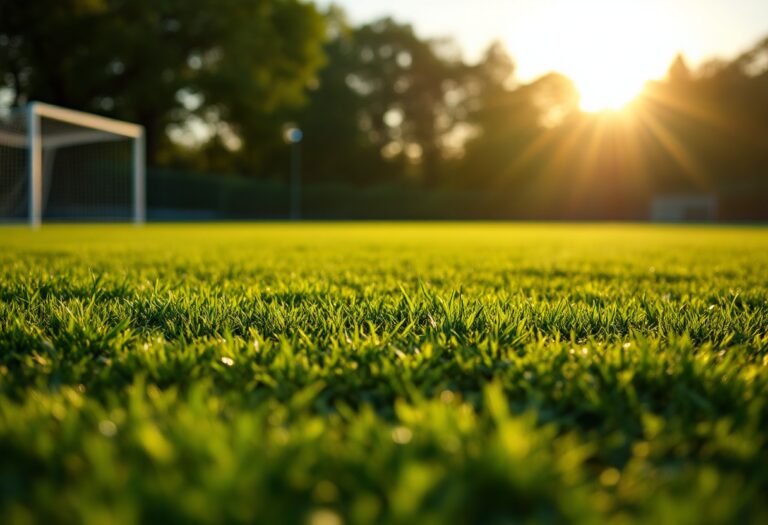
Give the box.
[1,223,767,524]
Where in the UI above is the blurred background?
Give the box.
[1,0,766,221]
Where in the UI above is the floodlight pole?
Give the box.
[27,102,42,229]
[290,137,302,221]
[133,131,146,225]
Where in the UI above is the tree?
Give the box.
[667,53,692,84]
[284,16,466,186]
[459,42,580,190]
[285,8,394,185]
[0,0,327,166]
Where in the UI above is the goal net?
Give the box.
[0,102,145,226]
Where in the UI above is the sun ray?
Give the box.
[634,109,712,189]
[614,112,651,195]
[640,86,764,147]
[549,116,594,169]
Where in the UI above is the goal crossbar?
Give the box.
[23,101,146,227]
[32,102,143,139]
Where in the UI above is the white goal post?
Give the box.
[0,101,145,226]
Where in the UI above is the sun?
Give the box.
[560,1,678,112]
[573,61,649,113]
[578,81,641,113]
[507,1,681,113]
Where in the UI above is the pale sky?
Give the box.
[319,0,768,83]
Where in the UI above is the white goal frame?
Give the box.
[23,101,145,227]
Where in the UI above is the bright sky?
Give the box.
[319,0,768,111]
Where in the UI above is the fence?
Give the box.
[146,169,768,221]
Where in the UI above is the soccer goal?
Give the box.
[0,102,145,226]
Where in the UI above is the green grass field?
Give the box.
[1,223,767,524]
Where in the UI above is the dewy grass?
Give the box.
[1,223,767,524]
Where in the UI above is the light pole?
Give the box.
[284,126,303,221]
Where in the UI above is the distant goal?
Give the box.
[0,102,145,226]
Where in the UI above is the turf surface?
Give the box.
[1,223,767,524]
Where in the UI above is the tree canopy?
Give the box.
[0,0,327,163]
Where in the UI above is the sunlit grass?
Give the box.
[1,223,767,524]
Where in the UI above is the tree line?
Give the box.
[2,1,767,218]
